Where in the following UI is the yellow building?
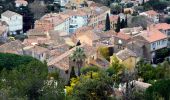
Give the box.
[111,48,137,70]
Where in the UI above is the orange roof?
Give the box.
[140,29,167,43]
[152,23,170,30]
[145,10,158,16]
[116,32,131,40]
[105,30,130,40]
[15,0,28,5]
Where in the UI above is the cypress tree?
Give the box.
[105,13,111,31]
[125,15,128,27]
[115,16,121,33]
[120,19,125,28]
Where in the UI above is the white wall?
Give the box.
[1,15,23,32]
[150,39,168,51]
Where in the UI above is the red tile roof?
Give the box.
[140,29,167,43]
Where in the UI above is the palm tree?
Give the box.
[70,47,86,76]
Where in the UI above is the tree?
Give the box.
[0,53,65,99]
[107,55,124,83]
[70,66,77,78]
[70,47,86,76]
[115,16,121,33]
[120,19,125,28]
[128,15,151,30]
[28,0,47,19]
[98,46,110,61]
[66,71,114,100]
[105,13,111,31]
[165,17,170,24]
[125,15,128,27]
[81,66,100,74]
[0,54,48,99]
[110,3,122,14]
[145,79,170,100]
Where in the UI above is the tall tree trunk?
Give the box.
[77,63,81,76]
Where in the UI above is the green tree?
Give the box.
[70,47,86,76]
[81,66,100,74]
[70,71,114,100]
[0,53,65,99]
[107,55,124,83]
[125,15,128,27]
[145,79,170,100]
[120,19,125,28]
[98,46,110,61]
[105,13,111,31]
[70,66,77,78]
[115,16,121,33]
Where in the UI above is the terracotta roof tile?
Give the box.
[140,29,167,43]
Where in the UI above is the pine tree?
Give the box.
[105,13,111,31]
[115,16,121,33]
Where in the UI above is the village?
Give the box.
[0,0,170,99]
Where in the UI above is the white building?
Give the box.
[15,0,28,7]
[54,0,69,7]
[40,13,70,35]
[62,9,88,33]
[1,10,23,34]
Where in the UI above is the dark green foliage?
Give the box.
[115,16,121,33]
[72,71,114,100]
[0,54,48,99]
[145,79,170,100]
[156,48,169,59]
[143,0,168,11]
[0,53,37,70]
[165,17,170,24]
[0,53,65,99]
[105,13,111,31]
[81,66,100,74]
[70,47,86,76]
[70,66,77,78]
[136,59,170,83]
[120,19,125,28]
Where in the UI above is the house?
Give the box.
[105,30,131,52]
[62,9,89,33]
[88,6,110,27]
[139,10,159,23]
[109,15,118,30]
[27,29,47,39]
[65,0,87,9]
[111,48,137,70]
[15,0,28,7]
[0,40,24,54]
[120,26,143,36]
[53,0,69,7]
[72,27,100,46]
[0,21,8,43]
[133,29,168,61]
[20,45,48,62]
[34,20,53,31]
[36,13,70,34]
[1,10,23,34]
[150,23,170,47]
